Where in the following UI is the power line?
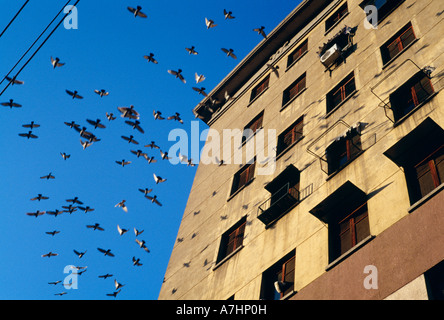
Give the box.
[0,0,72,88]
[0,0,80,97]
[0,0,30,40]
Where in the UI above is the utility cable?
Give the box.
[0,0,30,40]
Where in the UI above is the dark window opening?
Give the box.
[390,72,434,122]
[217,217,247,263]
[282,74,306,107]
[326,3,348,32]
[425,260,444,300]
[250,75,270,102]
[242,111,264,143]
[360,0,406,23]
[277,117,304,156]
[381,22,416,65]
[231,161,256,196]
[260,251,295,300]
[326,127,362,175]
[287,40,308,68]
[327,72,356,114]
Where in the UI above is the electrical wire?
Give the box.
[0,0,30,40]
[0,0,80,96]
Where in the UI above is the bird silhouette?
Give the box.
[26,210,46,218]
[86,223,104,231]
[127,6,147,18]
[78,206,94,213]
[66,90,83,99]
[253,26,267,39]
[167,69,186,83]
[117,225,128,235]
[192,86,207,96]
[50,57,65,68]
[40,172,55,180]
[66,197,83,205]
[60,152,71,160]
[159,150,171,160]
[221,48,237,59]
[97,248,114,257]
[106,290,121,298]
[116,159,131,167]
[48,281,62,285]
[134,228,144,236]
[145,195,162,206]
[121,135,139,145]
[205,17,217,29]
[18,131,38,139]
[195,73,205,84]
[125,120,144,133]
[138,188,153,195]
[73,250,87,258]
[64,121,80,129]
[153,173,166,184]
[47,209,65,217]
[54,292,67,296]
[153,110,165,120]
[106,112,116,121]
[223,9,235,19]
[145,141,160,149]
[87,119,106,129]
[42,252,58,258]
[1,99,22,108]
[80,139,93,150]
[118,105,140,119]
[94,89,109,97]
[22,121,40,129]
[62,204,78,214]
[98,274,113,279]
[45,230,60,236]
[135,239,150,252]
[167,112,183,124]
[143,53,158,64]
[114,279,125,290]
[132,256,143,266]
[30,194,49,201]
[131,149,147,158]
[5,76,24,85]
[185,46,198,55]
[115,200,128,212]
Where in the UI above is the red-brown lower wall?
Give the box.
[292,189,444,300]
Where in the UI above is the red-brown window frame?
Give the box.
[382,22,416,64]
[325,3,348,32]
[277,117,304,155]
[231,161,256,195]
[327,73,356,113]
[413,144,444,199]
[276,256,295,299]
[283,74,306,106]
[251,75,270,102]
[225,221,246,257]
[326,128,362,175]
[336,202,369,256]
[287,39,308,68]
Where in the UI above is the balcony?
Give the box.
[258,182,300,226]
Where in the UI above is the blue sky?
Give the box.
[0,0,299,300]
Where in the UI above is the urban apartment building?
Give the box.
[159,0,444,300]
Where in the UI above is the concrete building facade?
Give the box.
[159,0,444,300]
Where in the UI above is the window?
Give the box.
[216,217,247,264]
[383,118,444,206]
[277,117,304,156]
[243,111,264,143]
[282,74,306,107]
[258,165,300,226]
[326,3,348,32]
[250,75,270,102]
[360,0,405,23]
[425,260,444,300]
[381,22,416,65]
[309,181,370,266]
[260,251,295,300]
[230,161,256,196]
[390,72,434,122]
[326,127,362,175]
[326,72,356,114]
[287,39,308,68]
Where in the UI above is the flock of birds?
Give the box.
[2,4,270,299]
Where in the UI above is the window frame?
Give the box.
[360,0,406,24]
[215,217,247,268]
[250,75,270,103]
[260,250,296,300]
[326,127,362,176]
[287,39,308,69]
[381,22,416,66]
[276,117,304,157]
[326,72,356,115]
[325,3,349,33]
[229,161,256,198]
[242,111,264,144]
[282,73,306,108]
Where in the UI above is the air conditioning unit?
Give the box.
[320,43,342,67]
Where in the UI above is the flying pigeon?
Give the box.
[192,87,207,96]
[205,17,217,29]
[138,188,153,195]
[30,194,49,201]
[26,210,46,218]
[62,204,78,214]
[117,225,128,235]
[115,200,128,212]
[159,150,171,160]
[106,112,116,121]
[125,120,144,133]
[94,89,109,97]
[98,274,113,279]
[114,279,125,290]
[45,230,60,236]
[50,57,65,68]
[253,26,267,39]
[42,252,58,258]
[132,256,143,266]
[18,131,38,139]
[145,156,157,164]
[145,195,162,206]
[97,248,115,257]
[121,135,139,145]
[1,99,22,108]
[22,121,40,129]
[64,121,80,129]
[116,159,131,167]
[153,173,166,184]
[167,112,183,123]
[118,105,140,119]
[47,209,65,217]
[73,250,87,258]
[86,223,104,231]
[223,9,235,19]
[134,228,144,236]
[40,172,55,180]
[80,139,92,150]
[145,141,159,149]
[153,110,165,120]
[78,206,94,213]
[87,118,106,129]
[143,53,158,64]
[66,90,83,99]
[195,73,205,84]
[5,76,24,85]
[135,239,150,252]
[167,69,186,83]
[60,152,71,160]
[185,46,198,55]
[106,290,121,298]
[221,48,237,59]
[127,6,147,18]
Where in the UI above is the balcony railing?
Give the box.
[258,182,300,226]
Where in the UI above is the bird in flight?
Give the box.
[125,120,144,133]
[153,173,166,184]
[47,209,65,218]
[94,89,109,97]
[127,6,147,18]
[80,139,93,150]
[192,86,207,96]
[48,281,62,285]
[64,121,80,129]
[18,131,38,139]
[223,9,235,19]
[167,112,183,124]
[117,225,128,236]
[54,292,67,296]
[22,121,40,129]
[135,239,150,252]
[146,195,162,206]
[145,141,160,149]
[106,290,121,298]
[131,149,147,158]
[138,188,153,195]
[159,150,171,160]
[115,279,125,290]
[134,228,144,237]
[116,159,131,167]
[42,252,58,258]
[45,230,60,236]
[98,274,113,279]
[132,256,143,266]
[86,223,104,231]
[185,46,198,55]
[62,204,78,214]
[253,26,267,39]
[221,48,237,59]
[106,112,116,121]
[167,69,186,83]
[30,194,49,201]
[121,135,139,145]
[66,89,83,99]
[153,110,165,120]
[1,99,22,108]
[60,152,71,160]
[143,53,158,64]
[40,172,55,180]
[205,17,217,29]
[26,210,45,218]
[98,248,115,257]
[118,105,140,119]
[87,118,106,129]
[195,73,205,84]
[66,197,83,205]
[5,75,24,85]
[115,200,128,212]
[73,250,87,258]
[50,57,65,68]
[78,206,94,213]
